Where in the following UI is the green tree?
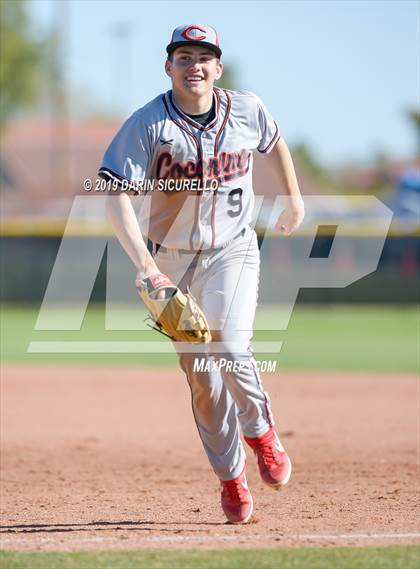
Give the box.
[0,0,49,125]
[406,108,420,148]
[291,142,327,180]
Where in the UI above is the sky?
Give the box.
[26,0,420,166]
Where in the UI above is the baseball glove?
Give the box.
[136,273,212,344]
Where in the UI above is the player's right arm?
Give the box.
[105,191,159,281]
[98,111,160,281]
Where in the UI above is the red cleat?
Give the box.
[220,468,253,524]
[245,427,292,489]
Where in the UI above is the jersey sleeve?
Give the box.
[255,96,281,154]
[98,112,152,190]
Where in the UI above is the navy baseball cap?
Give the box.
[167,24,222,58]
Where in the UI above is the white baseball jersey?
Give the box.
[99,88,280,250]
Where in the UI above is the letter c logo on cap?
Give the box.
[182,25,207,41]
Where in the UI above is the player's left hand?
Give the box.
[136,274,212,344]
[274,196,305,236]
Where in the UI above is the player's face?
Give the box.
[165,47,223,97]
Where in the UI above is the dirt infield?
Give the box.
[1,364,419,551]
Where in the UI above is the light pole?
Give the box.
[109,22,133,116]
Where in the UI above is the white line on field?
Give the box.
[27,341,283,354]
[1,531,419,546]
[133,532,420,543]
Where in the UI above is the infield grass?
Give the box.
[1,303,418,372]
[1,545,419,569]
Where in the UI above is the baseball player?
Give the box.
[99,24,305,524]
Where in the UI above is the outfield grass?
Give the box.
[0,546,419,569]
[1,303,418,372]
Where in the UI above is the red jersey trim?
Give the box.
[214,89,231,155]
[98,167,146,195]
[168,90,220,131]
[98,167,127,182]
[258,121,280,154]
[162,94,202,153]
[98,167,141,192]
[210,89,232,248]
[162,94,203,251]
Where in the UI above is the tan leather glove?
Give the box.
[136,273,212,344]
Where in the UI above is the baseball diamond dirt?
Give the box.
[1,364,419,552]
